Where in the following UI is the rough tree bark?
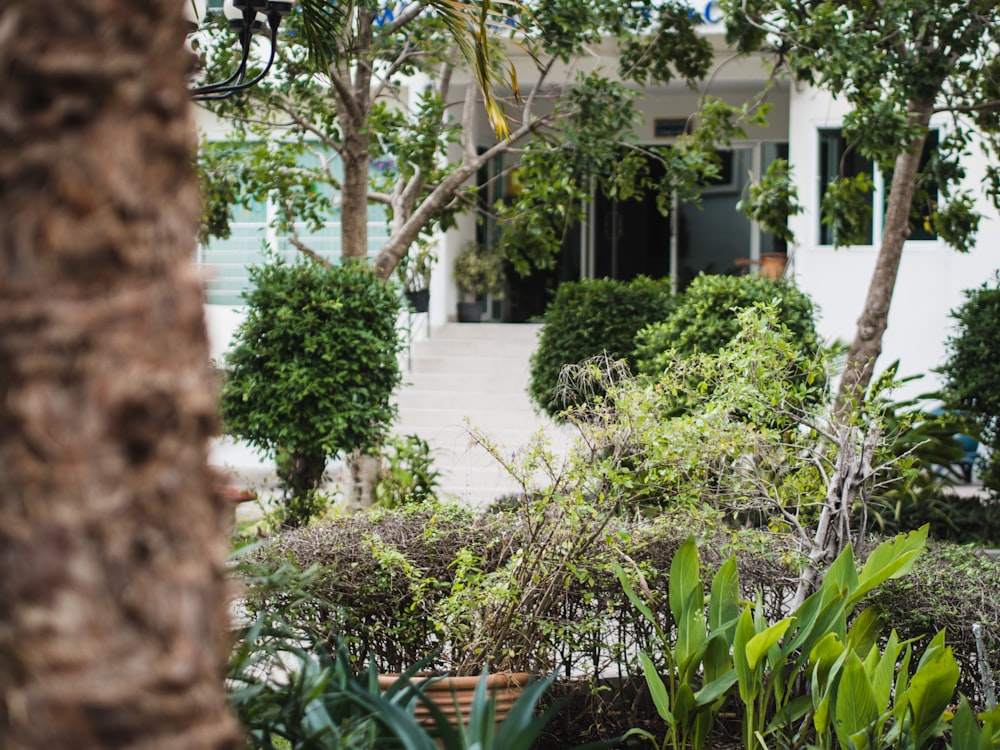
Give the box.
[0,2,241,748]
[834,101,934,421]
[332,12,376,262]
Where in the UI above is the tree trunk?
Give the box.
[0,2,241,748]
[834,102,934,421]
[334,12,375,262]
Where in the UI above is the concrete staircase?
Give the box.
[393,322,566,506]
[212,322,567,510]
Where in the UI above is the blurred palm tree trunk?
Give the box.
[0,1,241,747]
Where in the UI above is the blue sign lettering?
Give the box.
[689,1,723,25]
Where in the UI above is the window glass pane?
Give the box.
[818,129,873,245]
[199,145,391,304]
[884,130,939,241]
[759,142,790,254]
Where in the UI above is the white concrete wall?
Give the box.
[786,85,1000,398]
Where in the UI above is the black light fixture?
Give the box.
[189,0,295,101]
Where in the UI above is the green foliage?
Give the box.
[738,157,802,242]
[375,434,442,509]
[615,540,739,750]
[242,505,1000,745]
[554,304,830,510]
[220,258,402,525]
[721,0,1000,255]
[528,276,676,418]
[634,273,821,378]
[228,554,596,750]
[451,244,505,302]
[871,487,1000,547]
[729,527,964,750]
[941,276,1000,495]
[197,0,734,282]
[617,528,980,750]
[869,540,1000,709]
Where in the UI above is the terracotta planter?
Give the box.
[760,252,787,279]
[377,671,531,728]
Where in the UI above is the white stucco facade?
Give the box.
[786,85,999,396]
[197,9,1000,400]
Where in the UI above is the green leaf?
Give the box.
[950,697,983,750]
[639,652,674,725]
[669,536,708,677]
[693,668,738,707]
[905,631,960,747]
[733,608,757,705]
[850,526,929,605]
[745,617,793,672]
[834,652,879,750]
[846,606,883,658]
[708,557,740,632]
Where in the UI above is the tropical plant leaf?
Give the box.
[834,652,879,750]
[850,525,928,605]
[639,651,674,725]
[745,617,793,672]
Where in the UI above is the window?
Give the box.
[818,128,939,246]
[198,148,391,306]
[818,129,873,245]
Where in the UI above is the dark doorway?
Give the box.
[593,159,672,281]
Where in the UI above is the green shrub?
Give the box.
[867,539,1000,707]
[528,276,675,417]
[243,508,1000,745]
[940,275,1000,494]
[634,272,821,377]
[374,434,442,508]
[221,258,402,526]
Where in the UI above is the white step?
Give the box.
[392,322,565,505]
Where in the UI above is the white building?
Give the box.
[198,2,999,401]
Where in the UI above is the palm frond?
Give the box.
[425,0,526,139]
[295,0,352,73]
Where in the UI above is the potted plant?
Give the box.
[396,243,436,313]
[452,244,505,322]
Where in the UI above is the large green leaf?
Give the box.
[834,652,879,750]
[708,557,740,632]
[949,697,987,750]
[693,668,738,707]
[905,631,960,747]
[669,536,707,677]
[821,542,859,598]
[639,651,674,725]
[868,630,905,714]
[846,606,882,658]
[733,608,757,705]
[745,617,793,672]
[849,525,928,605]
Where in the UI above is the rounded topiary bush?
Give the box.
[528,276,675,418]
[634,272,821,377]
[221,258,402,525]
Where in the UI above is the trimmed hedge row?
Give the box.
[244,504,999,727]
